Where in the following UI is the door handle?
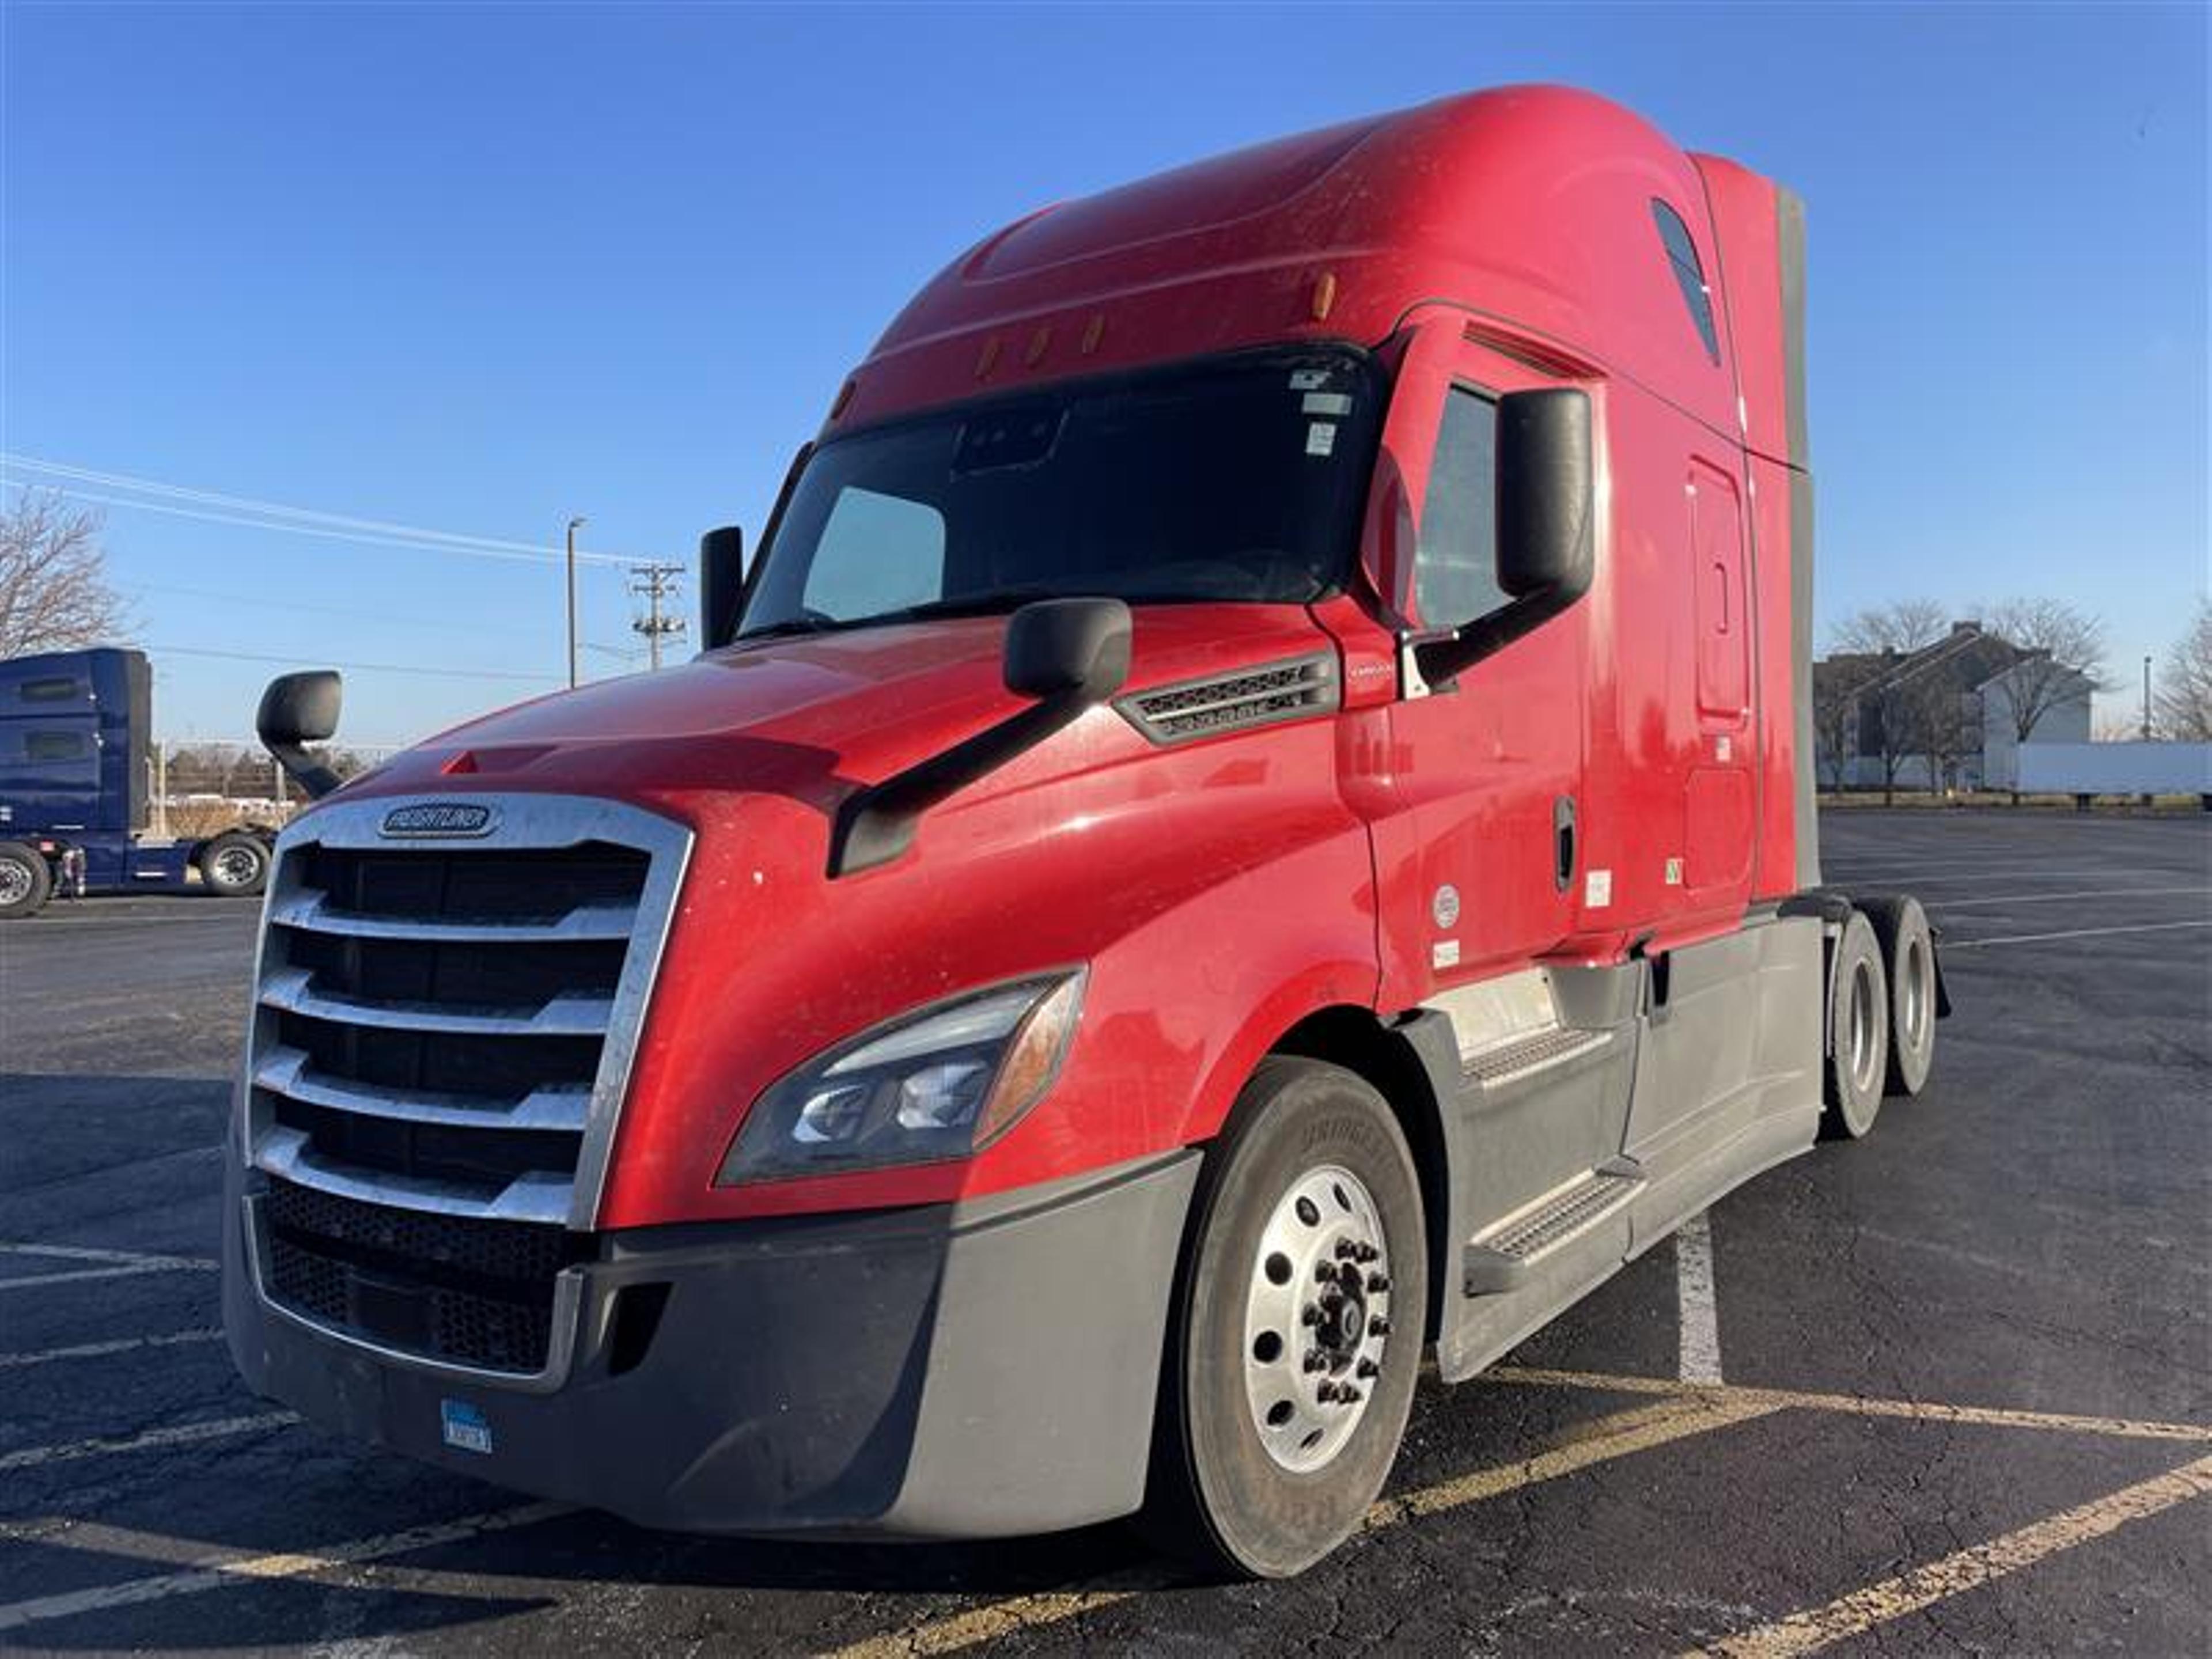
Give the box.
[1553,795,1577,892]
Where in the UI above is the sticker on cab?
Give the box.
[441,1398,494,1456]
[1305,422,1338,457]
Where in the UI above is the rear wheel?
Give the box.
[1141,1056,1426,1579]
[1858,896,1936,1096]
[0,842,52,919]
[198,832,270,898]
[1822,910,1889,1139]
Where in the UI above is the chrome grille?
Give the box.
[1117,652,1339,745]
[241,792,690,1379]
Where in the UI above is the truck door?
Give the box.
[1684,456,1753,903]
[1371,323,1587,997]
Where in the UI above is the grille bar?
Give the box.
[259,965,615,1037]
[267,889,639,944]
[255,1046,593,1133]
[257,1126,575,1225]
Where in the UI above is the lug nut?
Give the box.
[1334,1239,1358,1260]
[1358,1243,1380,1263]
[1357,1358,1379,1378]
[1300,1304,1321,1327]
[1340,1385,1364,1404]
[1366,1271,1391,1293]
[1316,1380,1340,1402]
[1303,1349,1328,1373]
[1369,1315,1391,1338]
[1315,1261,1337,1283]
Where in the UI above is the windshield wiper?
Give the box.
[866,586,1062,624]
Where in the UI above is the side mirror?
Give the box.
[1495,388,1595,600]
[1003,596,1134,700]
[700,525,745,650]
[256,671,345,800]
[828,597,1133,877]
[1415,387,1594,688]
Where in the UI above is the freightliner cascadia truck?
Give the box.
[224,86,1946,1577]
[0,646,274,918]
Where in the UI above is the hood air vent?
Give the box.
[1118,652,1339,745]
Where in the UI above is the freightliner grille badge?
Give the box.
[379,801,498,839]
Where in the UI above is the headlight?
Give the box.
[717,970,1086,1183]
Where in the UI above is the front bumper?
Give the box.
[224,1151,1199,1538]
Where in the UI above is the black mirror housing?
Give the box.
[1004,597,1134,700]
[1496,388,1594,601]
[700,525,746,651]
[256,671,345,800]
[257,671,342,747]
[1415,387,1594,689]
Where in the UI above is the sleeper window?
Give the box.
[1415,387,1508,630]
[1651,199,1721,365]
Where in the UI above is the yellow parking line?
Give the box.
[1693,1451,2212,1658]
[818,1394,1775,1659]
[0,1502,571,1633]
[1491,1366,2212,1444]
[0,1412,297,1474]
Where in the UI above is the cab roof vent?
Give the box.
[1118,653,1339,746]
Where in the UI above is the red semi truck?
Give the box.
[224,86,1944,1576]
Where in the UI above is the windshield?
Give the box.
[739,346,1381,638]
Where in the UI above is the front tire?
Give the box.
[1142,1056,1426,1579]
[0,842,52,919]
[198,832,270,898]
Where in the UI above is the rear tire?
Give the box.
[1858,896,1936,1097]
[1140,1056,1426,1580]
[198,832,270,898]
[0,842,51,919]
[1821,911,1889,1139]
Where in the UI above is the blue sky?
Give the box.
[3,1,2204,744]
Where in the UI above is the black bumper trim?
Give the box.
[226,1150,1201,1539]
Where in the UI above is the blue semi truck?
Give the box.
[0,646,276,919]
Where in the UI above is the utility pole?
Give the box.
[2142,654,2153,740]
[566,516,588,688]
[629,562,687,671]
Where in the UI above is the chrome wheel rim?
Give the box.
[1850,958,1880,1093]
[0,861,31,907]
[1902,938,1928,1048]
[1241,1163,1392,1473]
[211,845,261,888]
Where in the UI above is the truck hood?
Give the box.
[342,604,1335,810]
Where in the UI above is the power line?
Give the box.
[125,581,549,641]
[22,483,637,569]
[1,454,638,566]
[143,642,562,685]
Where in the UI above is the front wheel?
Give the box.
[198,832,270,898]
[0,842,52,919]
[1141,1056,1426,1579]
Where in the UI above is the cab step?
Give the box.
[1462,1025,1613,1086]
[1462,1162,1645,1295]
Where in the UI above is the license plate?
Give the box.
[440,1398,494,1456]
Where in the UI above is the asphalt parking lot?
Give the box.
[1,809,2206,1656]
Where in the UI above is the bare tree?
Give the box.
[1830,599,1949,659]
[1812,657,1870,790]
[1828,603,1950,802]
[0,491,130,657]
[2153,601,2212,742]
[1986,598,2109,801]
[1909,680,1978,794]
